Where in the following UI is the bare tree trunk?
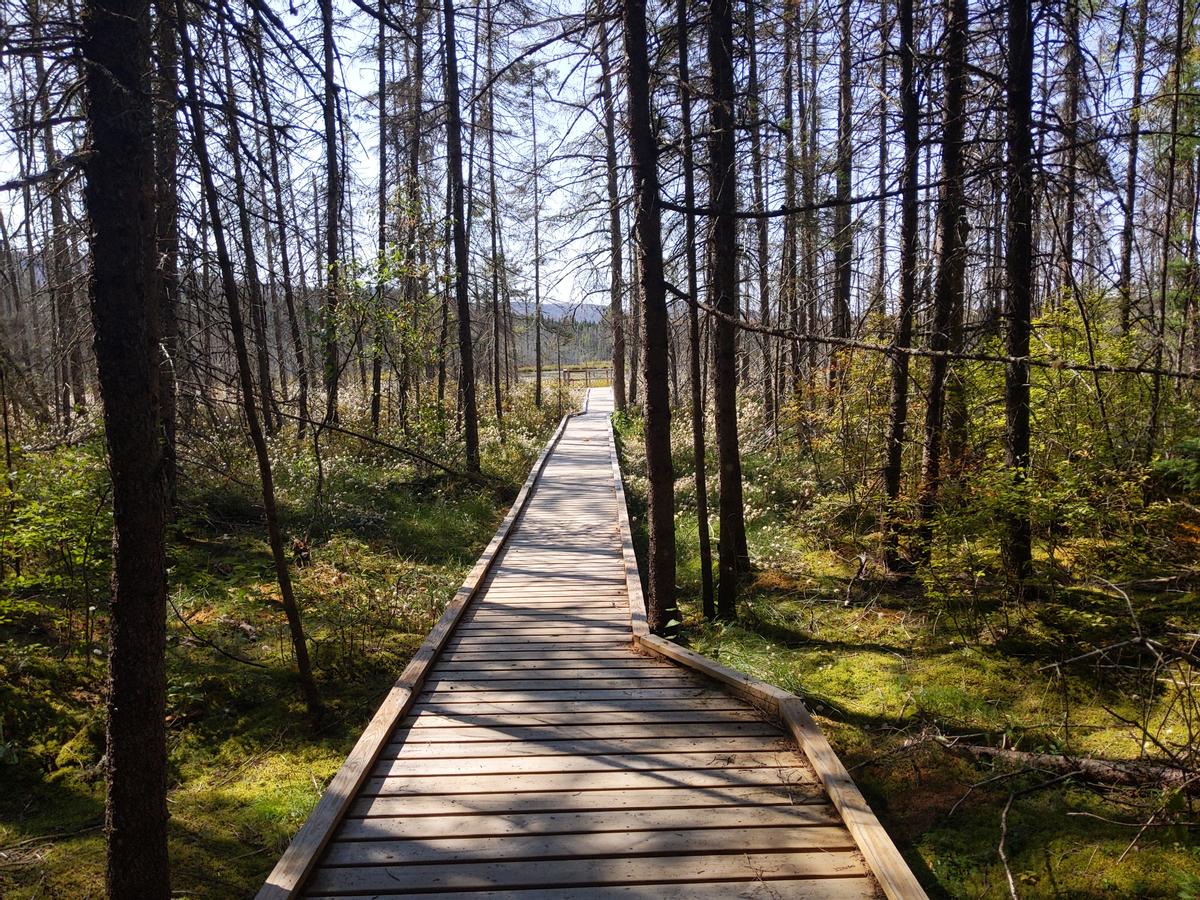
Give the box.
[485,3,504,439]
[915,0,968,565]
[253,17,310,437]
[830,0,853,390]
[443,0,480,470]
[745,0,772,426]
[180,7,322,717]
[623,0,676,633]
[1147,0,1187,463]
[321,0,340,422]
[598,15,626,412]
[677,0,714,618]
[530,77,544,408]
[220,25,276,436]
[372,0,388,433]
[882,0,917,573]
[1119,0,1147,334]
[1004,0,1035,591]
[709,0,748,620]
[82,0,169,891]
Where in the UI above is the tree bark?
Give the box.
[915,0,968,564]
[622,0,676,633]
[882,0,917,573]
[443,0,480,471]
[598,15,626,413]
[1119,0,1147,335]
[1004,0,1035,591]
[82,0,169,891]
[708,0,748,620]
[321,0,341,422]
[677,0,714,618]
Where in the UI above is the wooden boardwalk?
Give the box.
[260,388,924,900]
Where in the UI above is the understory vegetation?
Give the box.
[0,388,568,898]
[616,318,1200,898]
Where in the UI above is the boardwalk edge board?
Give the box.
[606,416,929,900]
[255,409,577,900]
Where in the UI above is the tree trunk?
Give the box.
[321,0,341,422]
[253,16,310,437]
[82,0,169,891]
[220,25,276,436]
[623,0,676,634]
[830,0,853,390]
[531,77,544,408]
[154,0,179,508]
[882,0,917,573]
[708,0,748,620]
[443,0,480,470]
[677,0,714,618]
[1004,0,1035,591]
[1119,0,1147,334]
[915,0,968,564]
[745,0,772,426]
[598,15,626,413]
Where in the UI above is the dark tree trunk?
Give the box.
[882,0,917,573]
[708,0,748,620]
[321,0,341,422]
[1004,0,1035,591]
[915,0,968,564]
[745,0,772,425]
[623,0,676,633]
[82,0,169,891]
[372,0,387,434]
[531,78,543,408]
[154,0,179,508]
[1119,0,1147,334]
[443,0,480,470]
[830,0,853,390]
[598,16,626,413]
[677,0,714,617]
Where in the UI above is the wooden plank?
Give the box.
[415,688,725,703]
[428,668,688,682]
[392,722,781,743]
[371,750,796,776]
[423,677,701,693]
[430,658,665,672]
[360,767,817,797]
[335,804,844,840]
[782,698,927,900]
[402,708,761,726]
[307,878,878,899]
[304,851,868,893]
[409,698,750,714]
[349,783,828,818]
[380,737,793,760]
[321,825,857,866]
[254,411,577,900]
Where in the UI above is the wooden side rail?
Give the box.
[256,411,577,900]
[606,418,929,900]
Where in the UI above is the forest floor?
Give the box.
[616,414,1200,899]
[0,392,566,898]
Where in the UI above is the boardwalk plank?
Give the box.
[262,390,916,900]
[304,851,868,893]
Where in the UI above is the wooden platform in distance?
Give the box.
[260,387,924,900]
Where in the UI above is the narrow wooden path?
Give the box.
[260,388,924,899]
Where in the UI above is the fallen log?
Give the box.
[934,739,1198,796]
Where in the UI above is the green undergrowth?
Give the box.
[614,408,1200,899]
[0,386,570,898]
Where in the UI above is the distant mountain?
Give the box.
[517,301,606,324]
